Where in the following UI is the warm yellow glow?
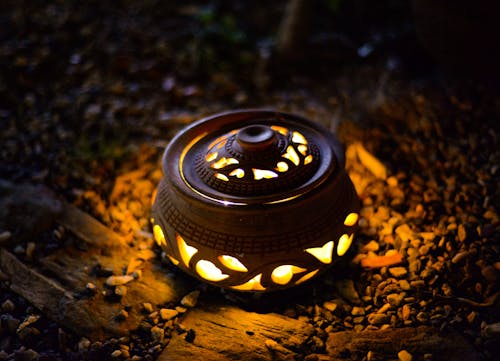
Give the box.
[229,168,245,178]
[297,144,308,156]
[211,157,239,169]
[215,173,229,181]
[252,168,278,180]
[283,146,300,166]
[292,131,307,145]
[153,225,166,247]
[231,274,266,291]
[305,241,334,264]
[196,260,229,282]
[276,161,289,172]
[167,255,180,265]
[344,213,359,226]
[295,269,319,285]
[337,233,354,256]
[271,125,288,135]
[271,265,307,285]
[304,155,313,165]
[176,233,198,267]
[218,255,248,272]
[205,152,218,162]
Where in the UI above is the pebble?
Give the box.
[402,304,411,320]
[78,337,91,351]
[0,231,12,243]
[399,280,410,291]
[363,240,380,252]
[106,275,134,286]
[115,285,127,297]
[398,349,413,361]
[26,242,36,259]
[15,349,39,361]
[181,290,200,308]
[323,301,337,313]
[131,356,142,361]
[351,306,365,316]
[86,282,97,294]
[150,326,164,343]
[175,306,187,313]
[1,299,15,312]
[481,266,498,283]
[389,267,407,278]
[367,313,390,325]
[142,303,153,313]
[160,308,178,321]
[451,251,470,264]
[111,350,122,358]
[377,303,391,314]
[387,293,404,307]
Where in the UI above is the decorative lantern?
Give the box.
[151,110,360,292]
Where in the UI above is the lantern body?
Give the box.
[152,110,360,292]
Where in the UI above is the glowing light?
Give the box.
[304,155,313,165]
[271,125,288,135]
[292,131,307,145]
[276,162,289,172]
[283,146,300,166]
[297,144,308,156]
[305,241,334,264]
[271,265,307,285]
[219,255,248,272]
[229,168,245,178]
[337,233,354,256]
[231,274,266,291]
[295,269,319,285]
[253,168,278,180]
[205,152,218,162]
[167,255,180,265]
[153,225,166,247]
[176,233,198,267]
[344,213,359,226]
[211,157,239,169]
[215,173,229,181]
[196,260,229,282]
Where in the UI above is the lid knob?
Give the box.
[236,125,277,151]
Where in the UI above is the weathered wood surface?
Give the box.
[160,305,315,361]
[0,201,190,340]
[326,326,480,361]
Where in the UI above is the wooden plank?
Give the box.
[326,326,480,361]
[0,201,192,340]
[159,305,314,361]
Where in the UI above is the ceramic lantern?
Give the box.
[151,110,360,292]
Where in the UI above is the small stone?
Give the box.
[142,303,153,313]
[0,231,12,244]
[181,290,200,308]
[323,301,337,312]
[467,311,478,324]
[451,251,470,264]
[150,326,164,343]
[1,299,15,312]
[78,337,91,351]
[389,267,407,278]
[457,224,467,242]
[481,265,498,283]
[351,306,365,316]
[131,356,142,361]
[175,306,187,313]
[398,349,413,361]
[367,313,390,325]
[387,176,398,187]
[482,322,500,338]
[86,283,97,293]
[399,280,411,291]
[26,242,36,259]
[15,349,39,361]
[115,285,127,297]
[402,304,411,320]
[416,312,428,323]
[116,309,128,321]
[423,354,433,361]
[160,308,178,321]
[106,275,134,286]
[377,303,391,314]
[185,329,196,343]
[387,293,404,307]
[363,240,380,252]
[111,350,122,358]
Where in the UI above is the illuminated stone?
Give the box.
[195,260,229,281]
[305,241,334,264]
[218,255,248,272]
[337,233,354,256]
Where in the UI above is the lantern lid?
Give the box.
[164,110,344,206]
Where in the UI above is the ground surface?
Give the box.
[1,1,499,361]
